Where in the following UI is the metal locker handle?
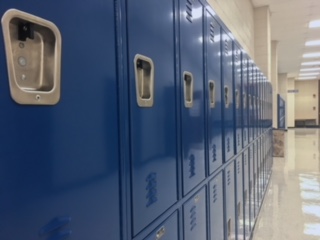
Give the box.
[209,80,215,108]
[235,89,240,109]
[134,54,154,107]
[227,218,232,240]
[243,93,247,109]
[224,86,229,108]
[183,71,193,108]
[237,202,241,218]
[2,9,62,105]
[248,94,252,109]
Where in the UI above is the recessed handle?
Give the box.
[183,71,193,108]
[134,54,154,107]
[224,86,229,108]
[209,80,216,108]
[2,9,62,105]
[156,226,166,240]
[248,94,252,109]
[227,218,232,240]
[243,93,247,109]
[235,89,240,109]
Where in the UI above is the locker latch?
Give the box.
[2,9,62,105]
[134,54,154,107]
[183,72,194,108]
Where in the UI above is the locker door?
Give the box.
[127,0,178,234]
[248,145,255,229]
[243,150,250,240]
[234,45,242,155]
[235,157,244,240]
[225,161,236,240]
[183,187,207,240]
[209,172,224,240]
[242,55,249,147]
[0,2,121,240]
[252,67,257,140]
[222,31,234,162]
[180,0,206,195]
[205,11,223,175]
[253,142,259,218]
[248,63,254,143]
[144,212,179,240]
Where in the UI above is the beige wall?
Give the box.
[287,78,295,127]
[207,0,255,58]
[295,80,319,124]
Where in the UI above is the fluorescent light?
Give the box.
[306,40,320,46]
[299,72,319,76]
[309,20,320,28]
[301,68,320,72]
[301,61,320,66]
[303,52,320,58]
[297,76,317,80]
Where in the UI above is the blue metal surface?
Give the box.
[222,31,234,162]
[242,54,249,148]
[127,0,178,235]
[252,67,257,140]
[235,156,244,240]
[243,150,251,240]
[183,187,207,240]
[209,171,224,240]
[180,0,206,195]
[278,94,286,129]
[224,160,236,240]
[0,1,121,240]
[205,11,223,175]
[144,212,179,240]
[233,44,242,154]
[248,145,255,230]
[248,62,254,143]
[253,142,259,219]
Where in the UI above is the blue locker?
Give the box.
[235,156,244,240]
[183,187,207,240]
[253,142,259,218]
[243,150,251,240]
[222,32,235,162]
[225,161,236,240]
[0,2,121,239]
[205,11,223,174]
[242,54,249,147]
[252,67,257,140]
[144,212,179,240]
[248,62,254,143]
[233,44,243,154]
[257,138,262,207]
[180,0,206,195]
[248,145,255,229]
[209,171,224,240]
[127,0,178,234]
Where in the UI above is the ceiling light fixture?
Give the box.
[309,20,320,28]
[297,76,317,80]
[300,68,320,72]
[306,40,320,46]
[301,61,320,66]
[303,52,320,58]
[299,72,319,76]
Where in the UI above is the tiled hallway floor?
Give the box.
[253,129,320,240]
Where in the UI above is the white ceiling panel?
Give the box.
[252,0,320,78]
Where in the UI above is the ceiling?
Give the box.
[251,0,320,79]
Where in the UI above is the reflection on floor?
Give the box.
[253,129,320,240]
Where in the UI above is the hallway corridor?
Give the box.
[253,129,320,240]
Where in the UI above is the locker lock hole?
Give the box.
[18,22,34,41]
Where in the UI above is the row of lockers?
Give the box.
[139,130,273,240]
[0,0,273,239]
